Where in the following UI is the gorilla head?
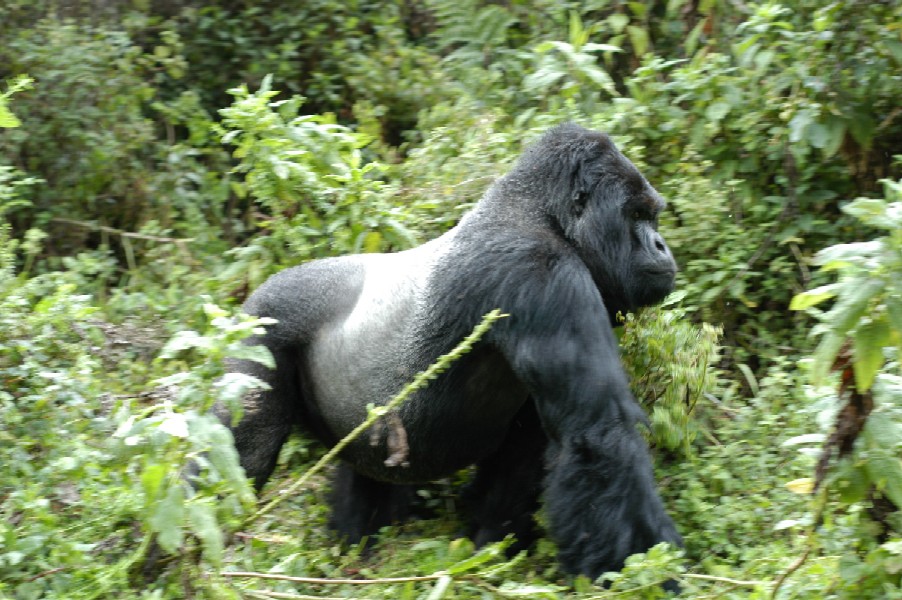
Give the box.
[217,123,684,585]
[500,124,677,319]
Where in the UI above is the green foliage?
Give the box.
[110,304,273,575]
[782,179,902,595]
[621,302,722,452]
[0,0,900,597]
[791,180,902,391]
[0,74,32,127]
[216,76,419,293]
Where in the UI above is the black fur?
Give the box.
[217,123,682,580]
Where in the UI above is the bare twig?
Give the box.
[247,592,345,600]
[770,544,812,599]
[684,573,767,587]
[51,218,195,244]
[220,571,444,585]
[24,567,66,583]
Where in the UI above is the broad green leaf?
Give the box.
[141,463,168,500]
[187,501,224,565]
[607,14,629,34]
[853,318,891,391]
[705,102,731,122]
[807,122,831,149]
[835,462,870,504]
[888,297,902,353]
[581,65,618,96]
[824,278,883,336]
[812,330,845,385]
[814,240,881,267]
[864,452,902,508]
[628,2,648,18]
[789,109,815,143]
[446,543,504,574]
[864,417,902,450]
[790,283,840,310]
[160,330,209,357]
[626,25,649,56]
[150,485,186,553]
[843,198,894,229]
[584,43,622,54]
[821,118,846,158]
[685,19,706,55]
[226,343,275,369]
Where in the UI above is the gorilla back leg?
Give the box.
[216,348,300,490]
[461,400,546,554]
[328,463,417,544]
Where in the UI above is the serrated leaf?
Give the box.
[0,105,21,128]
[786,478,815,494]
[187,501,224,565]
[149,485,186,553]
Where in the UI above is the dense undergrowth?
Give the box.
[1,1,901,598]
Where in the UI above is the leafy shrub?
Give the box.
[215,77,419,293]
[786,179,902,596]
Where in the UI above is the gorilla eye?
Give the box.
[631,209,643,220]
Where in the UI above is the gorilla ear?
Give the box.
[571,190,590,216]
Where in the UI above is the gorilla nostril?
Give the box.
[654,238,666,253]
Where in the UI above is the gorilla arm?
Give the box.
[492,256,682,580]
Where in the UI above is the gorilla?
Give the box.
[217,123,682,580]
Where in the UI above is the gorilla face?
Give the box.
[560,134,677,317]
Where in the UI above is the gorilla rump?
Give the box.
[217,123,682,580]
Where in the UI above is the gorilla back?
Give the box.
[218,123,682,580]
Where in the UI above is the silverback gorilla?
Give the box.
[216,123,682,580]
